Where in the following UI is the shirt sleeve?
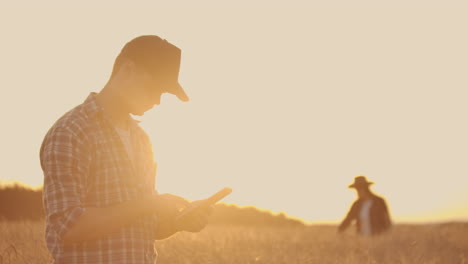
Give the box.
[338,201,358,232]
[41,126,91,238]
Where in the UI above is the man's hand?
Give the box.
[151,193,190,240]
[175,200,213,233]
[154,193,190,218]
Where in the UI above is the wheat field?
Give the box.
[1,220,467,264]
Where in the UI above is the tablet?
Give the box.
[175,187,232,222]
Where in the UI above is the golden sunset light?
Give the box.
[0,1,467,263]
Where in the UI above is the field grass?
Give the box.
[1,220,467,264]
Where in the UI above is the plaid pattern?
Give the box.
[40,93,159,263]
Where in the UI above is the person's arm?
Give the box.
[154,215,178,240]
[63,197,212,243]
[153,197,212,240]
[62,196,162,243]
[63,193,199,243]
[152,194,188,240]
[338,202,357,233]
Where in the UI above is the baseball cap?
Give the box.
[119,35,189,102]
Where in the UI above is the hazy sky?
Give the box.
[1,0,467,223]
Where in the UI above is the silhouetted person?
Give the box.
[40,35,210,263]
[338,175,392,236]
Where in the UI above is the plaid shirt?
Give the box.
[40,93,159,263]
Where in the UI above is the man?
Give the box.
[338,175,392,236]
[40,35,209,263]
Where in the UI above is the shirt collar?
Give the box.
[82,92,104,119]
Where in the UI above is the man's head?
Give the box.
[348,175,373,197]
[110,35,188,115]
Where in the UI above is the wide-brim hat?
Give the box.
[119,35,189,102]
[348,175,374,189]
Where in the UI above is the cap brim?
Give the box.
[167,82,189,102]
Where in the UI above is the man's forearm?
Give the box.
[338,217,352,232]
[154,216,178,240]
[62,197,158,244]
